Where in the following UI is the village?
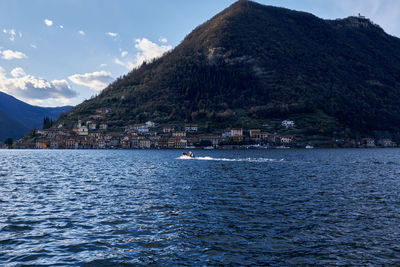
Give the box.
[11,119,296,150]
[4,107,397,150]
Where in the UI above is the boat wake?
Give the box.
[178,156,284,162]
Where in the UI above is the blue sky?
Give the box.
[0,0,399,107]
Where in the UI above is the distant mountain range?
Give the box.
[0,91,72,140]
[59,0,400,137]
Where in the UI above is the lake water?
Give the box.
[1,149,400,265]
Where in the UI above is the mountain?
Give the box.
[0,91,72,140]
[0,109,29,141]
[59,0,400,138]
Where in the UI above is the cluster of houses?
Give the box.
[11,118,301,149]
[5,110,396,149]
[358,138,395,148]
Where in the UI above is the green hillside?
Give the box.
[59,0,400,138]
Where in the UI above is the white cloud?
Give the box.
[121,51,128,57]
[159,37,168,43]
[114,38,172,70]
[134,38,172,66]
[10,67,26,78]
[3,29,16,41]
[59,25,64,29]
[114,58,135,70]
[78,30,85,36]
[31,44,37,49]
[68,71,113,91]
[99,63,107,67]
[0,67,77,104]
[1,49,28,60]
[44,19,53,26]
[106,32,118,37]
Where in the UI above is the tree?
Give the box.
[43,117,53,129]
[26,128,39,139]
[4,138,13,149]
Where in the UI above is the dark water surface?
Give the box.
[1,149,400,265]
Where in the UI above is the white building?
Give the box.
[137,126,149,134]
[172,131,186,137]
[230,128,243,137]
[281,120,295,129]
[145,121,156,127]
[88,123,97,130]
[280,135,295,143]
[163,126,174,133]
[126,124,150,134]
[185,124,198,132]
[78,126,89,136]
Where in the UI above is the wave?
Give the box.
[178,156,284,162]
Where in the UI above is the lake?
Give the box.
[1,149,400,265]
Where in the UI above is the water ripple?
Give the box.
[1,149,400,265]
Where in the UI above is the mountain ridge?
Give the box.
[0,91,72,140]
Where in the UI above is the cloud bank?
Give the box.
[10,67,26,78]
[0,67,77,105]
[68,71,113,91]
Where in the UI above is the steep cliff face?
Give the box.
[61,0,400,134]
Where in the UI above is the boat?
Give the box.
[305,145,314,149]
[181,151,195,158]
[203,146,214,150]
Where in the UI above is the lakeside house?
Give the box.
[249,129,273,140]
[36,139,50,149]
[361,138,375,148]
[230,128,243,142]
[280,135,295,143]
[377,139,395,147]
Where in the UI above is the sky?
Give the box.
[0,0,399,107]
